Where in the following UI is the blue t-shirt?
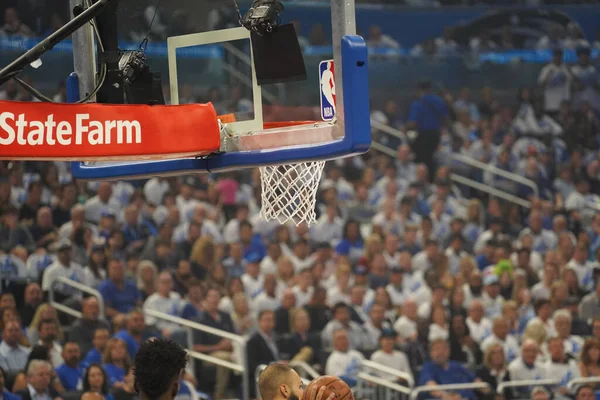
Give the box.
[56,363,84,391]
[418,361,476,400]
[181,303,200,320]
[98,279,141,314]
[2,390,21,400]
[408,94,448,131]
[114,330,140,359]
[83,348,103,368]
[103,363,126,387]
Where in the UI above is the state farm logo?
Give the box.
[0,112,142,146]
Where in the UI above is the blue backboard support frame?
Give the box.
[70,0,370,180]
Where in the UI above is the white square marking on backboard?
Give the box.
[167,27,263,135]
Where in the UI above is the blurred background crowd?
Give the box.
[1,0,600,400]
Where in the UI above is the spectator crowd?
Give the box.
[2,1,600,400]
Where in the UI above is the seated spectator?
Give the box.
[230,293,254,335]
[82,364,113,400]
[280,308,321,364]
[99,259,142,319]
[52,183,77,228]
[143,271,183,338]
[192,288,235,400]
[83,328,110,368]
[18,283,43,328]
[325,329,364,388]
[68,297,110,357]
[507,339,547,398]
[41,239,84,303]
[180,281,204,319]
[16,360,61,400]
[84,182,120,224]
[55,342,83,391]
[114,310,155,360]
[304,286,330,333]
[567,242,595,292]
[38,319,63,368]
[466,300,492,344]
[578,338,600,378]
[29,207,57,250]
[363,304,392,352]
[449,314,481,369]
[553,309,584,358]
[481,317,520,363]
[544,337,580,395]
[476,343,512,400]
[575,385,595,400]
[241,253,264,300]
[247,310,280,398]
[18,183,45,223]
[253,273,281,312]
[0,207,35,254]
[83,244,107,289]
[274,289,296,335]
[393,298,418,342]
[335,220,364,263]
[526,299,556,338]
[531,386,551,400]
[370,329,412,384]
[0,366,20,400]
[0,320,30,374]
[137,260,158,302]
[366,25,400,49]
[26,304,62,349]
[102,338,131,389]
[321,303,365,351]
[418,339,480,400]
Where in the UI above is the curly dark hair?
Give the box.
[133,338,187,400]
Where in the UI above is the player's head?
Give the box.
[134,338,187,400]
[258,363,303,400]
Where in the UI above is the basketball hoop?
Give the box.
[259,161,326,226]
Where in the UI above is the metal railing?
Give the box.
[567,377,600,391]
[497,379,559,394]
[48,276,104,319]
[144,309,250,400]
[357,372,411,400]
[370,120,408,143]
[450,173,532,208]
[362,360,415,388]
[452,153,539,198]
[289,360,320,380]
[410,382,491,400]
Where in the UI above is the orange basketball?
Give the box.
[302,376,354,400]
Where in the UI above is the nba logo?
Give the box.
[319,60,336,122]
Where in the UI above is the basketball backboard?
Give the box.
[69,0,371,180]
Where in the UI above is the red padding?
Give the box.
[0,101,221,161]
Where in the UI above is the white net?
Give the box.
[259,161,326,226]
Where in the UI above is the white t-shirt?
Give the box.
[466,317,492,344]
[544,359,580,388]
[143,292,183,331]
[292,286,313,308]
[566,259,595,291]
[241,274,264,299]
[508,358,547,382]
[83,195,120,224]
[538,63,572,112]
[370,350,413,382]
[393,315,417,341]
[325,350,364,378]
[41,261,85,298]
[481,334,521,363]
[386,284,405,307]
[253,292,281,312]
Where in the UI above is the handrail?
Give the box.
[410,382,491,400]
[289,361,320,379]
[497,379,559,394]
[362,359,414,388]
[567,377,600,391]
[370,119,408,142]
[452,153,539,198]
[357,372,412,395]
[48,276,104,319]
[371,141,397,157]
[144,309,249,400]
[450,173,532,208]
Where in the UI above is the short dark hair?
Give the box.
[258,363,294,400]
[134,338,187,400]
[258,309,274,321]
[534,298,551,312]
[333,302,348,314]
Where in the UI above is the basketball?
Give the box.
[302,376,354,400]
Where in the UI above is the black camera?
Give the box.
[241,0,284,35]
